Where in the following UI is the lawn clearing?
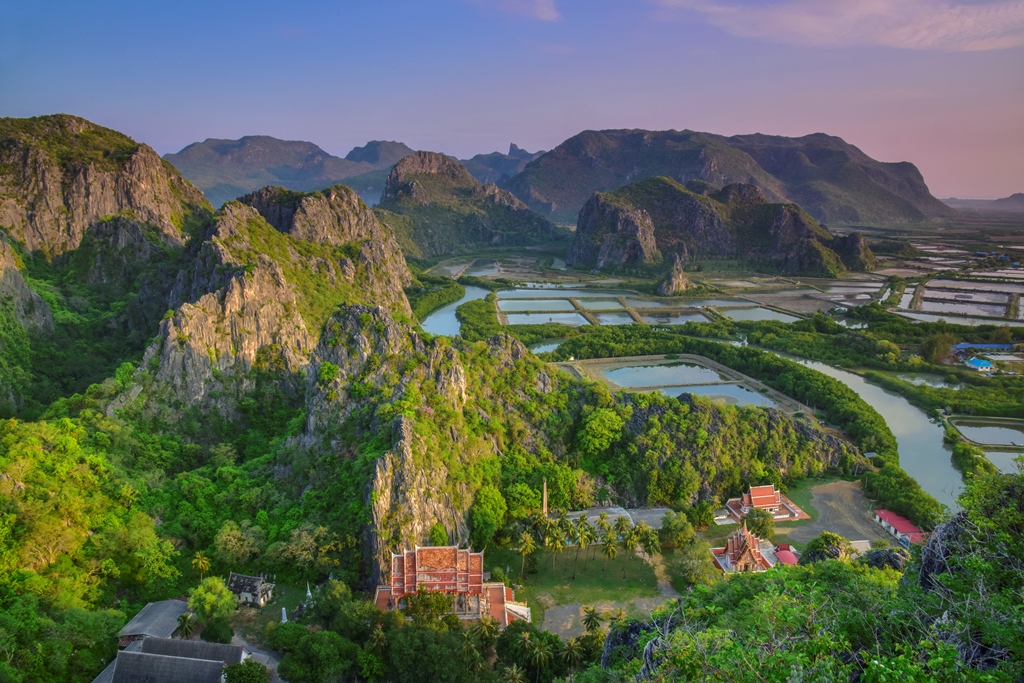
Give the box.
[231,583,306,647]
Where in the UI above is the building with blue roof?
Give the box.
[965,357,994,371]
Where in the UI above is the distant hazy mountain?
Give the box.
[164,136,414,207]
[506,129,954,225]
[461,144,544,185]
[943,193,1024,211]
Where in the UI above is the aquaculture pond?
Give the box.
[642,312,710,325]
[919,300,1007,317]
[593,312,637,326]
[530,341,563,354]
[723,307,801,323]
[660,383,777,407]
[498,288,631,299]
[985,451,1022,474]
[504,312,589,326]
[420,286,489,336]
[602,362,727,388]
[497,299,577,312]
[952,420,1024,447]
[579,299,626,310]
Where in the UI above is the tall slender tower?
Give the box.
[542,479,548,517]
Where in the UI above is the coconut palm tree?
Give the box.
[614,515,631,540]
[609,607,628,624]
[176,612,196,639]
[581,605,603,633]
[578,523,597,569]
[561,637,584,679]
[546,527,565,572]
[473,614,500,655]
[502,664,527,683]
[191,551,210,581]
[597,511,611,535]
[517,531,537,583]
[527,638,553,683]
[459,631,480,670]
[622,527,639,580]
[601,532,618,574]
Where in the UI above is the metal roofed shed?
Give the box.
[953,343,1014,351]
[139,637,246,665]
[117,600,190,646]
[110,651,224,683]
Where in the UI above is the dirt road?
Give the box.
[779,480,888,545]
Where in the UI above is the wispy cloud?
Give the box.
[653,0,1024,51]
[472,0,561,22]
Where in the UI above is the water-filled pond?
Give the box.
[895,312,1024,327]
[898,289,916,309]
[421,286,489,336]
[892,373,958,389]
[464,263,498,277]
[661,383,777,407]
[919,300,1007,317]
[642,312,710,325]
[929,279,1024,294]
[580,299,626,310]
[498,288,630,299]
[952,420,1024,446]
[504,312,589,326]
[530,341,563,354]
[924,289,1010,304]
[985,451,1022,474]
[498,299,577,312]
[602,362,727,387]
[724,308,801,323]
[593,312,637,326]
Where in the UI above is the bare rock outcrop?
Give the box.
[0,115,207,257]
[568,193,661,268]
[657,252,690,295]
[0,235,52,333]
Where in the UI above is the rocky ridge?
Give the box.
[376,151,560,258]
[0,114,208,257]
[568,176,870,277]
[508,128,953,225]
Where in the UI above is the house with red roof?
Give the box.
[724,484,810,523]
[873,510,929,547]
[373,546,529,628]
[773,543,799,566]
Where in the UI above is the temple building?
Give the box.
[710,524,775,573]
[227,572,275,607]
[373,546,530,628]
[725,484,810,523]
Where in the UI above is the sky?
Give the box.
[1,0,1023,198]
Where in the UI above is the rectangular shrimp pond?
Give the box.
[597,361,778,408]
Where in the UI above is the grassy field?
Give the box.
[486,544,660,625]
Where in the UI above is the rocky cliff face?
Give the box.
[239,184,412,313]
[0,235,52,334]
[657,253,690,295]
[376,152,559,258]
[118,191,413,419]
[568,194,661,268]
[0,115,207,257]
[568,176,866,277]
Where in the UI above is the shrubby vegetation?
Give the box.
[405,273,465,321]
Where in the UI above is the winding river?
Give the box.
[782,357,962,508]
[420,286,489,336]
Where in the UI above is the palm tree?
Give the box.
[517,531,537,583]
[546,527,565,572]
[502,664,527,683]
[637,522,661,560]
[561,637,584,679]
[191,551,210,581]
[609,607,628,624]
[581,605,603,633]
[527,638,554,683]
[176,612,196,639]
[578,524,597,569]
[614,515,631,540]
[565,521,582,580]
[597,512,611,535]
[459,631,480,670]
[622,528,639,580]
[368,625,387,655]
[473,614,500,654]
[601,532,618,574]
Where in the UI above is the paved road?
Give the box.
[562,507,673,530]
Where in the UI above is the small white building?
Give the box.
[227,572,275,607]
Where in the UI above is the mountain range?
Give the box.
[509,129,953,226]
[943,193,1024,211]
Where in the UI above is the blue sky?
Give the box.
[2,0,1022,197]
